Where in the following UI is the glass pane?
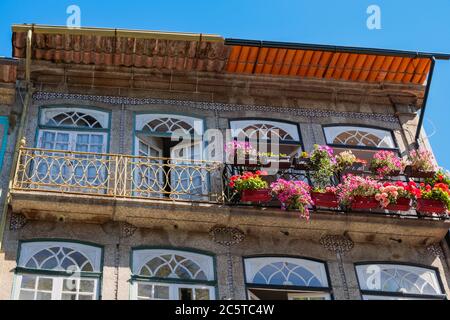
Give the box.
[63,279,78,292]
[62,293,77,300]
[194,288,210,300]
[80,280,95,293]
[18,290,35,300]
[76,134,89,144]
[154,285,170,300]
[20,275,36,289]
[37,278,53,291]
[78,294,94,300]
[137,283,152,298]
[36,292,52,300]
[179,287,193,300]
[90,135,103,145]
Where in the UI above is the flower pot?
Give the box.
[404,165,435,179]
[241,189,272,203]
[311,192,339,208]
[386,197,411,211]
[351,196,379,210]
[293,157,311,170]
[416,199,447,215]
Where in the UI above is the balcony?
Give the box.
[9,147,450,245]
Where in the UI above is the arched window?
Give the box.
[230,120,300,142]
[131,249,216,300]
[14,241,103,300]
[356,263,445,300]
[40,107,109,130]
[135,114,204,136]
[244,257,331,300]
[323,126,395,149]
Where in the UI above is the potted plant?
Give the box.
[375,181,419,211]
[259,152,291,169]
[370,150,405,178]
[270,178,313,220]
[335,150,367,173]
[310,145,336,186]
[225,141,258,167]
[229,171,272,203]
[416,182,450,215]
[292,151,311,170]
[337,175,381,210]
[311,186,339,209]
[404,148,437,178]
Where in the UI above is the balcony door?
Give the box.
[134,114,206,200]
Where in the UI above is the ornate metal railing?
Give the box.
[12,147,224,203]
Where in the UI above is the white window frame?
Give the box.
[132,281,215,300]
[356,263,445,300]
[135,114,204,136]
[323,126,396,149]
[14,241,103,300]
[230,120,300,142]
[130,249,216,301]
[40,107,110,129]
[37,129,108,153]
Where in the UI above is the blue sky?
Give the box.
[1,0,449,169]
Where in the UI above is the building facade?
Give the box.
[0,24,450,300]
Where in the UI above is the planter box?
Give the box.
[260,156,292,169]
[416,198,447,215]
[386,197,411,211]
[370,168,401,177]
[351,196,379,210]
[311,192,339,208]
[241,189,272,203]
[293,157,311,170]
[404,166,435,179]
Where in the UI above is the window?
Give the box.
[230,119,301,156]
[134,114,206,200]
[35,107,110,191]
[0,116,9,172]
[323,125,397,162]
[131,249,216,300]
[244,257,331,300]
[14,241,103,300]
[355,263,446,300]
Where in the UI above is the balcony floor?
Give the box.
[10,190,450,246]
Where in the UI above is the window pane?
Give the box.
[79,280,95,293]
[20,275,36,289]
[18,290,35,300]
[179,288,193,300]
[62,293,77,300]
[78,294,94,300]
[195,288,210,300]
[137,283,153,298]
[154,285,170,300]
[63,279,78,292]
[36,292,52,300]
[37,277,53,291]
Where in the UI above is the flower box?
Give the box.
[241,189,272,203]
[386,197,411,211]
[293,157,311,170]
[416,199,447,214]
[351,196,379,210]
[311,192,339,208]
[260,156,292,169]
[404,165,435,179]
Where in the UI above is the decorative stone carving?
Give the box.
[319,235,354,254]
[33,91,399,124]
[426,243,445,259]
[121,222,137,238]
[209,226,245,247]
[9,213,27,231]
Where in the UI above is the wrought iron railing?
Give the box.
[12,147,224,203]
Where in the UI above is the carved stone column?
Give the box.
[209,226,245,300]
[320,235,354,300]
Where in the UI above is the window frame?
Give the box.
[243,255,333,300]
[36,106,111,153]
[354,262,447,300]
[228,118,303,146]
[322,124,399,152]
[130,247,218,300]
[13,239,104,300]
